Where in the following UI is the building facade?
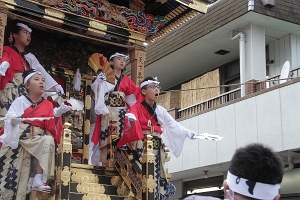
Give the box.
[145,0,300,199]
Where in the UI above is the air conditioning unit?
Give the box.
[261,0,276,8]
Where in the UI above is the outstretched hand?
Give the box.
[186,131,197,139]
[54,104,72,117]
[55,85,65,95]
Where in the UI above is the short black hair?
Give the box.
[140,76,156,90]
[229,143,283,185]
[9,20,29,45]
[22,68,36,82]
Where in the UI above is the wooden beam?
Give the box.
[129,49,146,86]
[0,4,7,59]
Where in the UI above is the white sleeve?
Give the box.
[0,96,30,149]
[125,94,137,107]
[156,105,190,157]
[25,53,58,90]
[91,79,115,115]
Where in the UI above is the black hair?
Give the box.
[140,76,156,90]
[140,77,157,97]
[9,20,29,45]
[11,21,24,34]
[22,68,37,82]
[229,143,283,185]
[22,69,38,93]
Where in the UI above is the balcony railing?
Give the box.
[255,66,300,92]
[177,66,300,119]
[178,88,241,118]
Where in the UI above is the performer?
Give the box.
[91,52,141,166]
[0,21,64,127]
[0,69,71,199]
[118,77,197,200]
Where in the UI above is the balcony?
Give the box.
[168,76,300,181]
[176,66,300,119]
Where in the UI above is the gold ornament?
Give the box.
[82,194,111,200]
[63,143,72,153]
[61,166,70,186]
[83,143,89,160]
[76,183,105,194]
[111,176,123,186]
[117,183,130,196]
[71,172,99,183]
[142,175,155,193]
[71,163,94,169]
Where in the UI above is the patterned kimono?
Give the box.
[0,95,60,200]
[0,46,30,127]
[119,101,193,200]
[91,74,140,166]
[0,47,58,127]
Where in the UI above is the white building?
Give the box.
[145,0,300,199]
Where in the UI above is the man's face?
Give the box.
[142,83,161,102]
[13,27,31,46]
[110,56,125,71]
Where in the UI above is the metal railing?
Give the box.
[178,66,300,119]
[255,66,300,92]
[178,88,241,118]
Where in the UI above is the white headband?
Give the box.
[227,171,280,199]
[24,72,44,84]
[17,23,32,33]
[109,52,126,61]
[140,77,160,88]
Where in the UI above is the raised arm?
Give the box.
[156,105,196,157]
[24,53,64,93]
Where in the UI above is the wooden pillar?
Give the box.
[129,49,146,86]
[83,79,92,164]
[141,135,155,200]
[0,11,7,58]
[57,122,72,200]
[0,5,7,83]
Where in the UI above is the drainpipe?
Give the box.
[231,32,246,97]
[248,0,254,10]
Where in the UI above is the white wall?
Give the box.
[290,34,300,69]
[168,81,300,176]
[268,34,300,77]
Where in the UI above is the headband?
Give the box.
[140,77,160,88]
[17,23,32,33]
[109,52,126,61]
[24,71,44,84]
[226,171,280,199]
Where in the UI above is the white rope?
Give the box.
[0,117,54,121]
[163,77,297,93]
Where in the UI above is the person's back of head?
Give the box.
[223,143,284,200]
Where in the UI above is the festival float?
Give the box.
[0,0,218,199]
